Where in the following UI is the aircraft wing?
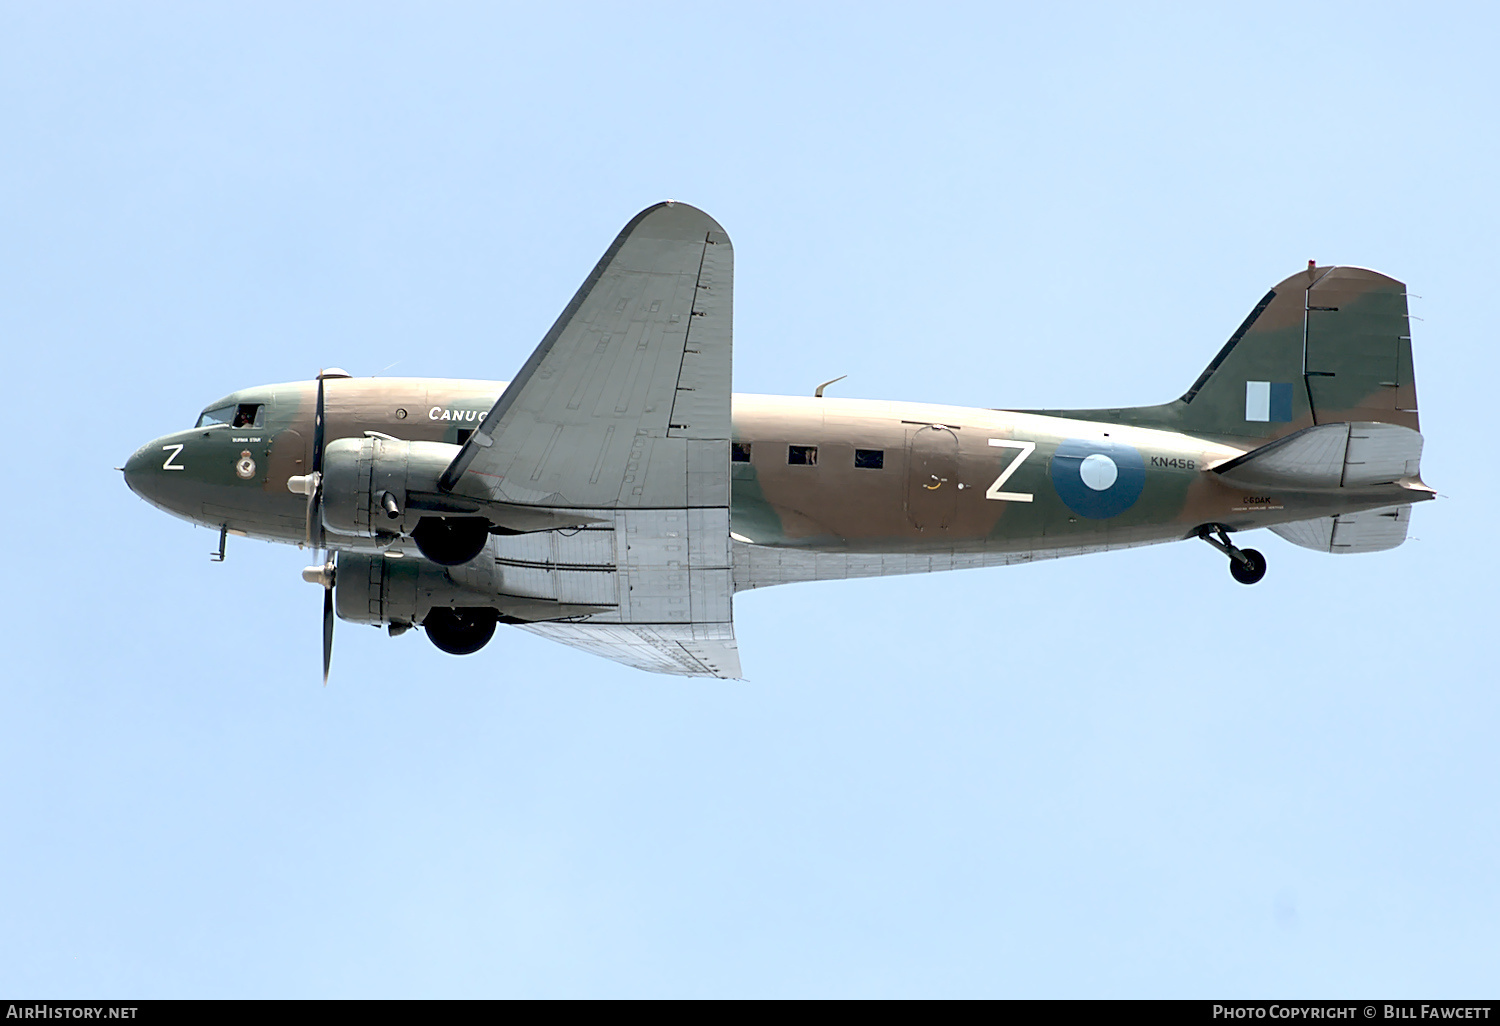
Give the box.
[438,203,739,678]
[439,201,731,509]
[518,620,740,678]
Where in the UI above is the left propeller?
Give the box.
[290,372,334,682]
[301,558,337,683]
[287,371,329,548]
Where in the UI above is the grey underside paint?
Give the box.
[1269,504,1412,553]
[729,538,1155,591]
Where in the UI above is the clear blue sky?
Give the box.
[1,1,1495,998]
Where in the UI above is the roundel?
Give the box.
[1049,438,1145,519]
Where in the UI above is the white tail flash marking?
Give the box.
[986,439,1035,501]
[1245,380,1271,422]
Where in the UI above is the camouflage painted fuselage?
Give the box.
[125,375,1427,586]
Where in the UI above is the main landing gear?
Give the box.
[1196,525,1267,585]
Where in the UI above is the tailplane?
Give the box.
[1210,421,1423,491]
[1270,504,1413,554]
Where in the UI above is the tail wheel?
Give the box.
[1197,525,1269,586]
[1230,548,1267,585]
[412,516,490,566]
[424,607,498,655]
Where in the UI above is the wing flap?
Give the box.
[520,621,741,678]
[668,228,734,442]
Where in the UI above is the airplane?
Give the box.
[122,201,1433,681]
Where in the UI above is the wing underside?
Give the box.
[519,621,740,678]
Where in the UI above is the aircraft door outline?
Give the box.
[905,424,960,530]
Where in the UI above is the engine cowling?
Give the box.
[334,551,498,633]
[333,551,611,657]
[319,437,458,539]
[314,437,491,565]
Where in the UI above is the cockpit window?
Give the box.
[232,403,263,428]
[196,403,263,428]
[196,404,235,428]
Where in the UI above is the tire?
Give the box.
[424,606,498,655]
[412,516,490,566]
[1230,548,1267,585]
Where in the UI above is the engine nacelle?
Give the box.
[334,551,499,630]
[319,437,462,540]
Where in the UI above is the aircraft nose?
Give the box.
[123,433,191,514]
[123,441,151,496]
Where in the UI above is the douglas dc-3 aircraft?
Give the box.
[124,202,1432,680]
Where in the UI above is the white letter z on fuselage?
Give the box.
[161,443,186,471]
[985,439,1034,501]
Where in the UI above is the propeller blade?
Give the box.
[322,576,335,685]
[312,372,326,474]
[301,557,337,685]
[306,372,328,551]
[305,372,336,681]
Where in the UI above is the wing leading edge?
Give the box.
[439,201,731,508]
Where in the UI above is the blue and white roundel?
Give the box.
[1050,438,1146,519]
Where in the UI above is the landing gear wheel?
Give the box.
[424,607,498,655]
[412,516,490,566]
[1229,548,1267,585]
[1196,525,1269,586]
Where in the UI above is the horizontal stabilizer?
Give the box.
[1271,504,1412,554]
[1212,421,1422,490]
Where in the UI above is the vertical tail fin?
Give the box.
[1035,265,1420,443]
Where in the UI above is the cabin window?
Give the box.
[732,443,752,463]
[232,403,264,428]
[854,448,885,469]
[787,445,818,466]
[196,404,235,428]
